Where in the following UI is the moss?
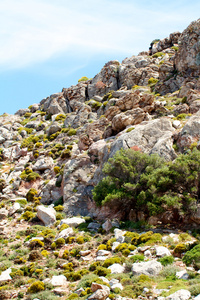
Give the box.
[94,266,111,276]
[76,236,84,244]
[78,76,89,82]
[26,189,38,202]
[29,239,44,250]
[171,46,179,51]
[21,211,35,221]
[126,127,135,133]
[61,149,71,159]
[174,243,188,254]
[152,52,165,58]
[62,250,70,259]
[28,250,43,261]
[55,114,66,122]
[20,169,41,182]
[103,257,121,268]
[54,205,64,212]
[67,129,77,136]
[28,280,45,293]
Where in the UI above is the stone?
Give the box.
[112,242,120,251]
[173,120,181,129]
[80,250,91,256]
[60,217,86,227]
[88,222,101,231]
[97,250,110,256]
[55,227,73,240]
[155,246,171,257]
[36,205,56,226]
[132,260,162,276]
[167,289,191,300]
[51,275,67,286]
[89,283,110,300]
[144,250,152,258]
[0,208,8,220]
[177,110,200,150]
[194,295,200,300]
[175,19,200,77]
[33,156,54,171]
[176,270,189,280]
[108,263,125,274]
[8,202,20,216]
[46,122,62,136]
[102,219,112,232]
[0,268,12,282]
[109,279,123,291]
[109,118,175,160]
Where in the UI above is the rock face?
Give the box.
[167,289,191,300]
[132,261,162,276]
[175,19,200,77]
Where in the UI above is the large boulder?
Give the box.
[167,289,191,300]
[177,110,200,150]
[108,263,125,274]
[60,217,86,227]
[132,260,162,276]
[109,118,176,161]
[36,205,56,226]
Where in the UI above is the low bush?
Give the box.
[158,256,174,266]
[183,244,200,269]
[28,280,45,293]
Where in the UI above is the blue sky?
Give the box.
[0,0,200,115]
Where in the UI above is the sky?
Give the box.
[0,0,200,115]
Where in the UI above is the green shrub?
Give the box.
[152,52,165,58]
[54,205,64,212]
[148,77,158,86]
[62,250,70,259]
[55,114,66,122]
[28,250,43,261]
[21,211,35,221]
[174,243,188,254]
[67,129,77,136]
[158,256,174,266]
[129,254,144,263]
[28,280,45,293]
[54,166,60,174]
[26,188,38,202]
[89,262,101,271]
[183,244,200,269]
[92,148,200,220]
[61,149,71,159]
[55,238,65,248]
[76,236,84,244]
[103,257,121,268]
[97,244,107,251]
[78,76,89,82]
[94,266,111,276]
[189,284,200,296]
[29,239,44,250]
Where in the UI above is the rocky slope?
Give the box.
[0,19,200,299]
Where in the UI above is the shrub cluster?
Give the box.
[93,148,200,219]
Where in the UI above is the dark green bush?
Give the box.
[183,244,200,269]
[158,256,174,266]
[92,148,200,219]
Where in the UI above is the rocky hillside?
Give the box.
[0,19,200,299]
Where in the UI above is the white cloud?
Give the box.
[0,0,200,70]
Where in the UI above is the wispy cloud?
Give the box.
[0,0,200,70]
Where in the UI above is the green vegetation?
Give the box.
[93,148,200,218]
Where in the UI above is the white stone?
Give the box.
[144,250,152,258]
[166,289,191,300]
[194,294,200,300]
[173,120,181,129]
[108,263,125,274]
[97,250,110,256]
[110,283,123,291]
[55,227,73,240]
[176,270,189,280]
[36,205,56,226]
[51,275,67,286]
[155,246,171,257]
[0,268,12,282]
[112,242,120,251]
[114,228,126,241]
[132,260,162,276]
[8,202,21,216]
[60,217,85,227]
[80,250,91,256]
